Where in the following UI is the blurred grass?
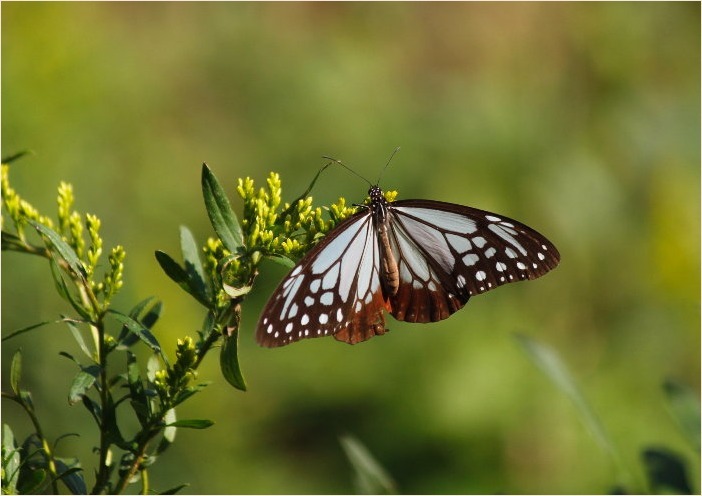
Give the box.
[2,2,699,494]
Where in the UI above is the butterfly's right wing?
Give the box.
[385,199,560,323]
[256,211,391,347]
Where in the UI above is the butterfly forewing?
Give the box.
[256,212,390,347]
[256,187,560,347]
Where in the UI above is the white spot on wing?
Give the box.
[462,253,479,266]
[310,279,321,293]
[485,247,496,258]
[446,233,472,254]
[320,292,334,305]
[319,313,328,324]
[301,314,309,325]
[472,236,487,248]
[476,270,486,281]
[486,215,501,222]
[285,322,293,334]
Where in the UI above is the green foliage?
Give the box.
[1,161,214,494]
[517,334,700,494]
[339,434,398,495]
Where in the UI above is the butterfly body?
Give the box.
[256,185,560,347]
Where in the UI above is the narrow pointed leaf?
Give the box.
[63,318,93,360]
[2,150,33,164]
[663,380,701,453]
[10,349,22,395]
[81,396,101,425]
[201,163,244,252]
[166,419,214,429]
[264,253,296,268]
[54,458,87,495]
[29,221,86,279]
[278,161,332,222]
[515,334,615,457]
[340,434,397,495]
[126,352,150,427]
[2,320,62,342]
[108,310,161,354]
[159,483,189,495]
[155,250,191,291]
[220,329,247,391]
[118,297,162,347]
[49,257,92,320]
[180,225,211,302]
[68,365,100,405]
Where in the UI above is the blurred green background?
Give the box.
[2,2,699,494]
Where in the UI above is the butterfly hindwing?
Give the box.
[256,212,390,347]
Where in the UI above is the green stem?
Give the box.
[91,320,111,494]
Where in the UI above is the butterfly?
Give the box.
[256,182,560,347]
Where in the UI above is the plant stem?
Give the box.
[91,319,111,495]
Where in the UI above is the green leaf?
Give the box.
[109,310,162,355]
[278,160,332,223]
[2,150,33,164]
[166,419,214,429]
[264,253,297,268]
[126,352,150,428]
[339,434,397,495]
[2,424,20,494]
[48,257,92,320]
[81,396,101,425]
[180,225,211,302]
[642,447,692,494]
[172,382,211,407]
[219,329,247,391]
[117,297,163,349]
[29,221,86,279]
[10,349,22,395]
[63,318,93,360]
[54,458,86,495]
[201,163,244,252]
[514,334,615,457]
[18,467,47,494]
[2,319,64,342]
[159,483,189,495]
[68,365,100,405]
[663,379,701,453]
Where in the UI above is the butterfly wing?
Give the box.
[385,199,560,323]
[256,211,391,347]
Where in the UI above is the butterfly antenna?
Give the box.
[375,146,400,186]
[321,155,373,187]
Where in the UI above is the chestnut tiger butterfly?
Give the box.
[256,155,560,347]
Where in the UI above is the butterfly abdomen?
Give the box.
[377,221,400,296]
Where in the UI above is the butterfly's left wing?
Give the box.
[256,212,391,347]
[385,199,560,323]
